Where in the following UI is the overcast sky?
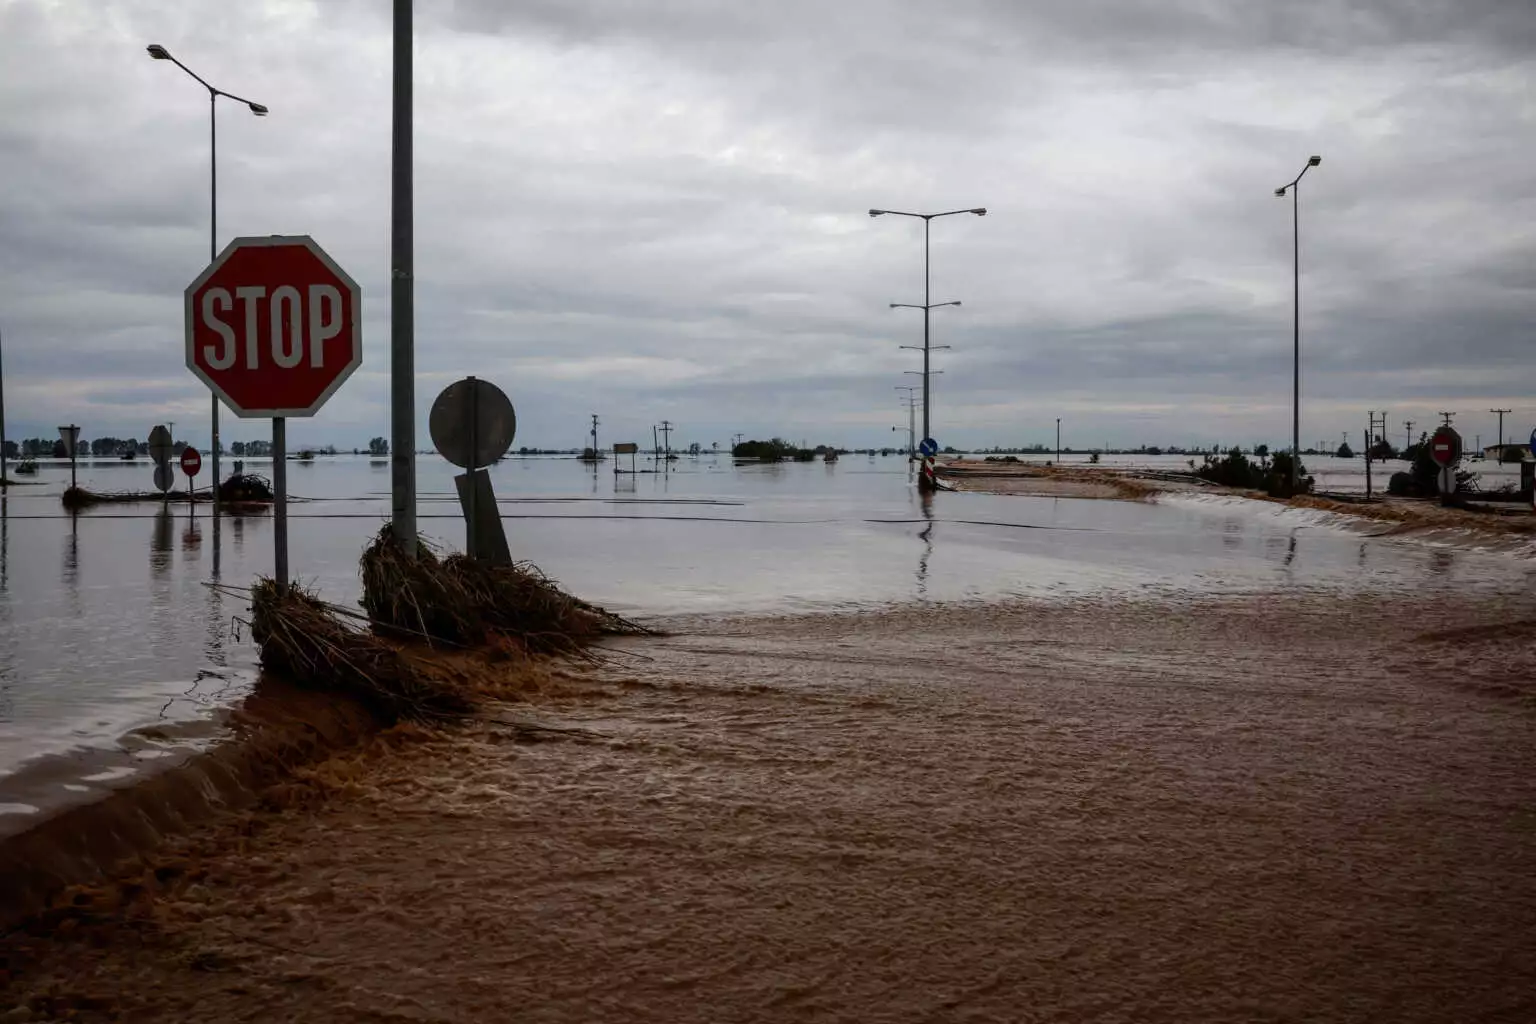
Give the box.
[1,0,1532,452]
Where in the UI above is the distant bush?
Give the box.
[1196,448,1312,497]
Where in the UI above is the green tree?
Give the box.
[368,436,389,456]
[1336,441,1355,459]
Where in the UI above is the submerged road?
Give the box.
[6,590,1536,1022]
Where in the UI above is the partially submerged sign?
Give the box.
[429,377,516,563]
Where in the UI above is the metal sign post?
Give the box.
[273,418,287,587]
[429,377,516,564]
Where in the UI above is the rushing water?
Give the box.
[1,452,1532,819]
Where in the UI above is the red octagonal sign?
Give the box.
[185,235,362,418]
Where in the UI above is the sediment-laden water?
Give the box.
[6,589,1535,1021]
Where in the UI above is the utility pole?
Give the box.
[732,432,744,453]
[1491,408,1511,462]
[1404,420,1414,453]
[870,206,986,492]
[589,413,599,455]
[659,420,673,457]
[390,0,417,555]
[1439,411,1456,426]
[896,385,918,459]
[653,425,660,459]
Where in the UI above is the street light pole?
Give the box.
[1056,417,1061,465]
[148,44,267,567]
[870,207,985,480]
[1275,156,1321,493]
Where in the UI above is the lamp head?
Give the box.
[146,44,171,60]
[1308,155,1322,166]
[971,207,987,216]
[249,102,269,116]
[1274,187,1287,197]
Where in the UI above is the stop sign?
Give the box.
[185,235,361,418]
[1429,425,1461,467]
[180,447,202,477]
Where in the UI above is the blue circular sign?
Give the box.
[919,437,938,457]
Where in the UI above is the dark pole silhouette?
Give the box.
[147,44,267,570]
[1275,155,1321,492]
[870,207,985,480]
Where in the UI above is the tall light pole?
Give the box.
[1056,417,1061,465]
[870,207,985,476]
[1275,155,1321,492]
[148,44,267,565]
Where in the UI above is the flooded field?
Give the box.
[4,452,1534,819]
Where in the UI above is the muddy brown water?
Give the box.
[6,591,1535,1022]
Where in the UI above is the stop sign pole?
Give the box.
[185,235,361,588]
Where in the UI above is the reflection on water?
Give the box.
[915,488,934,597]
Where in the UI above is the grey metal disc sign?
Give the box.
[148,425,174,465]
[429,377,516,470]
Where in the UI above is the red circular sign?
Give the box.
[1429,426,1461,467]
[180,447,202,477]
[184,235,362,418]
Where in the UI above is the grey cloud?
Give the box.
[0,0,1533,453]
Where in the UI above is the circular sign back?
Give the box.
[429,377,517,470]
[148,425,174,466]
[153,463,176,493]
[1429,426,1461,468]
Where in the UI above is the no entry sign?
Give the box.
[1429,425,1461,468]
[184,235,362,418]
[180,446,202,477]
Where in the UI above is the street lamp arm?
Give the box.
[148,46,268,114]
[215,88,270,115]
[869,208,986,220]
[1277,155,1321,193]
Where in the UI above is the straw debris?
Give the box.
[250,579,477,723]
[219,473,275,503]
[359,524,652,654]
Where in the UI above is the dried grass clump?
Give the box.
[218,473,274,503]
[250,578,477,723]
[359,524,651,654]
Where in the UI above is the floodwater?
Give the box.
[6,453,1536,1022]
[8,592,1536,1022]
[1,452,1533,817]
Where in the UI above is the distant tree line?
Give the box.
[731,438,839,462]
